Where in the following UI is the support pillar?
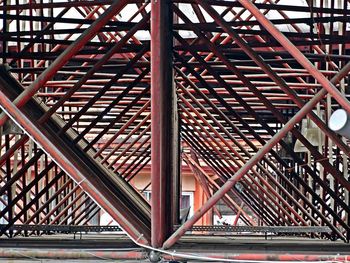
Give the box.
[151,0,179,248]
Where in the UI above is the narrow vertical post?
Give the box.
[151,0,179,248]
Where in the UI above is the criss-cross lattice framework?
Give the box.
[0,0,350,254]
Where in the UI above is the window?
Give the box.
[142,191,194,217]
[180,192,194,217]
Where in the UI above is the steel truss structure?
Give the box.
[1,0,350,260]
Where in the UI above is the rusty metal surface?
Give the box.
[178,225,332,233]
[0,0,350,253]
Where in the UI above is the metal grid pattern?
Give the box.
[0,0,349,255]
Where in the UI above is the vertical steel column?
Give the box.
[151,0,179,248]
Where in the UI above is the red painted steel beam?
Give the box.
[0,151,43,197]
[59,195,90,225]
[0,0,129,127]
[187,151,222,218]
[181,130,272,226]
[40,13,150,126]
[97,102,151,161]
[178,94,309,226]
[59,47,149,138]
[0,249,145,260]
[0,135,28,166]
[175,56,350,232]
[0,170,66,236]
[77,72,150,151]
[162,253,350,262]
[176,32,350,232]
[112,128,151,172]
[179,104,299,225]
[106,119,150,168]
[163,61,350,249]
[38,185,82,225]
[177,8,350,196]
[25,179,73,225]
[183,152,256,225]
[0,161,56,220]
[237,0,350,113]
[125,147,151,181]
[178,3,350,161]
[151,0,179,248]
[177,81,320,226]
[83,85,150,151]
[51,191,85,225]
[1,248,350,262]
[0,91,150,245]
